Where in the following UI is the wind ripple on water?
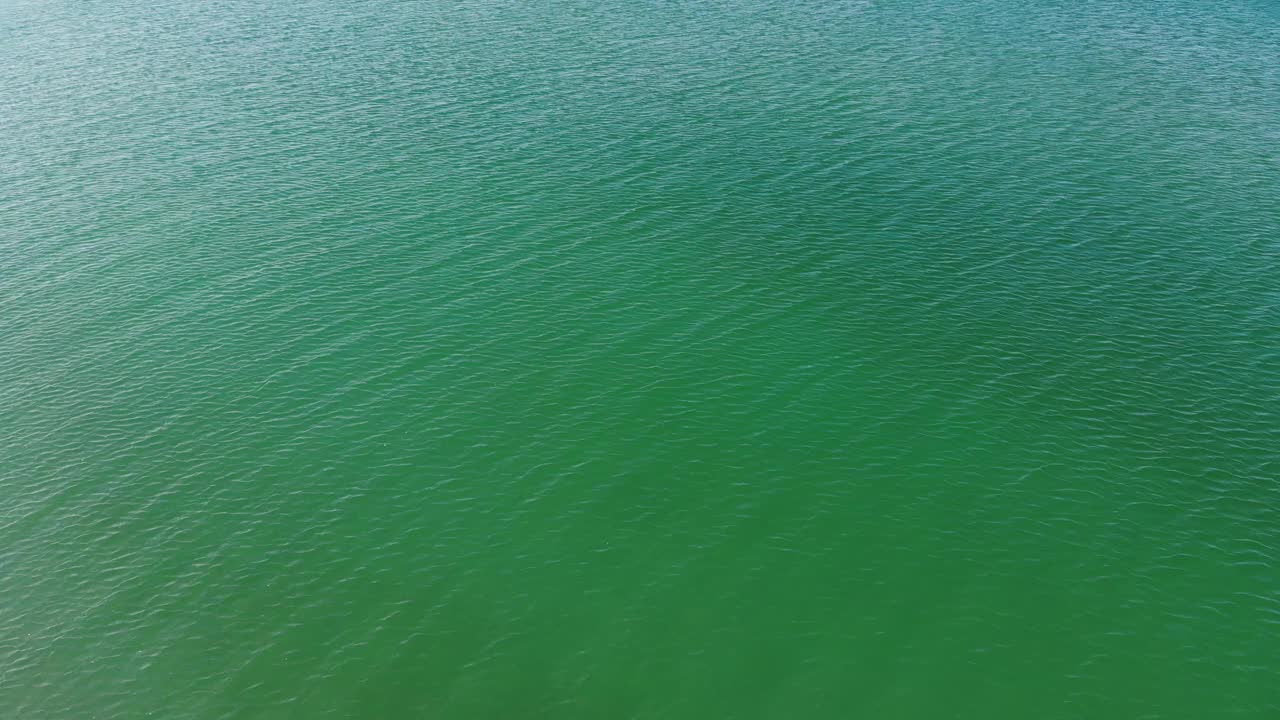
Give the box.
[2,0,1280,717]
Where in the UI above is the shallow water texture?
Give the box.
[3,0,1280,717]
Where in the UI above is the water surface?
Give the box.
[3,0,1279,717]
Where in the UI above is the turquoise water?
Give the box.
[3,0,1279,717]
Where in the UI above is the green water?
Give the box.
[3,0,1279,717]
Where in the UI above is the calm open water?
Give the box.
[3,0,1279,717]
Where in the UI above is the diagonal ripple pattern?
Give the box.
[2,0,1279,718]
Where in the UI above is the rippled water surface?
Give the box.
[3,0,1280,717]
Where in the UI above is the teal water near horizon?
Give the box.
[3,0,1279,717]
